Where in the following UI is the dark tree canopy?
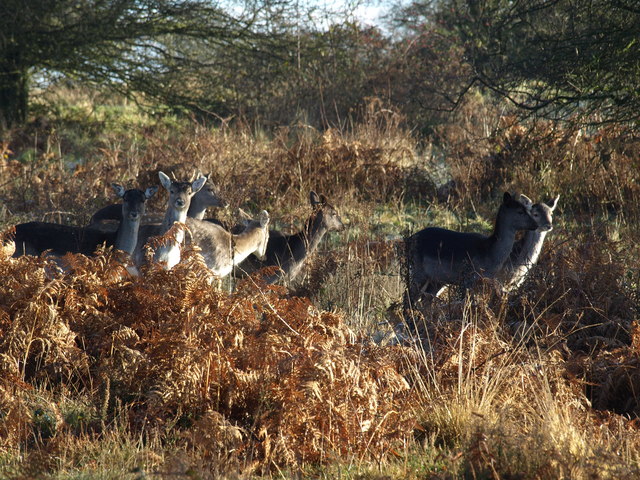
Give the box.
[437,0,640,123]
[4,0,640,132]
[0,0,287,128]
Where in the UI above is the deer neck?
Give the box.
[514,230,548,267]
[301,211,328,255]
[161,206,188,239]
[486,212,519,273]
[115,214,141,255]
[162,206,187,229]
[154,206,189,268]
[232,226,264,265]
[187,201,207,220]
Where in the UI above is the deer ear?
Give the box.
[191,175,207,194]
[112,183,126,198]
[518,194,533,208]
[310,191,321,206]
[549,195,560,211]
[236,207,252,222]
[503,192,512,203]
[158,171,172,190]
[259,210,270,228]
[145,186,159,199]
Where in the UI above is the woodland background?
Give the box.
[1,0,640,478]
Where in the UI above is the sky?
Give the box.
[348,1,390,25]
[227,0,406,32]
[309,0,404,30]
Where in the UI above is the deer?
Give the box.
[235,191,345,284]
[133,171,206,269]
[12,184,158,257]
[186,210,270,278]
[404,192,539,309]
[89,173,227,226]
[500,194,559,292]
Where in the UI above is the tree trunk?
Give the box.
[0,59,29,130]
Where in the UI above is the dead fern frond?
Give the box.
[143,222,188,265]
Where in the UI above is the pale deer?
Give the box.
[404,192,539,308]
[186,210,270,278]
[500,194,559,292]
[134,172,206,269]
[89,173,226,226]
[12,184,157,257]
[235,191,345,284]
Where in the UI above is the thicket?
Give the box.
[5,0,638,135]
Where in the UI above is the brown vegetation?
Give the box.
[0,241,417,473]
[1,98,640,477]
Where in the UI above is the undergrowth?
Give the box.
[0,244,417,476]
[1,94,640,478]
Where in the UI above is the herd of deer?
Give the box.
[10,172,345,284]
[8,171,559,310]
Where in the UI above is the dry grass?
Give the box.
[399,277,640,478]
[1,95,640,478]
[439,104,640,226]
